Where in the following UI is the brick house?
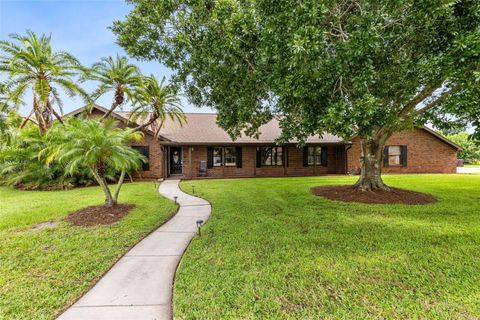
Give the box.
[68,105,460,179]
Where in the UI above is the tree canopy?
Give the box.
[113,0,479,140]
[113,0,480,190]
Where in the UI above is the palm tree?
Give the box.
[44,117,145,207]
[130,75,185,138]
[0,30,90,134]
[88,55,141,119]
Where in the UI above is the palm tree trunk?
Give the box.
[89,165,115,207]
[133,114,157,131]
[113,170,126,204]
[49,102,64,124]
[102,101,119,120]
[19,109,35,129]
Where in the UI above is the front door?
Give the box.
[169,147,182,175]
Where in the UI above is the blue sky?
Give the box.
[0,0,210,115]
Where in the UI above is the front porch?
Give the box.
[164,144,348,179]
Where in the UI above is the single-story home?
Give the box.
[67,105,460,179]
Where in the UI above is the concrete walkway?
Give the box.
[457,167,480,174]
[58,179,211,320]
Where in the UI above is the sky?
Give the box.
[0,0,211,115]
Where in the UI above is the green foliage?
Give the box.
[44,117,146,206]
[113,0,480,142]
[0,30,90,133]
[446,132,480,163]
[0,124,92,190]
[129,74,186,138]
[87,54,141,115]
[177,175,480,318]
[45,117,144,176]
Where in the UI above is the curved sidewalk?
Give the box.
[58,179,211,320]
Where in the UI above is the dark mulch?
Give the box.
[311,185,437,205]
[66,204,136,227]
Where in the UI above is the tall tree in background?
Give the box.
[0,30,89,134]
[88,55,141,119]
[113,0,480,191]
[130,75,185,138]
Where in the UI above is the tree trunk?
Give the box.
[113,171,126,204]
[89,166,115,207]
[354,131,392,192]
[102,99,121,120]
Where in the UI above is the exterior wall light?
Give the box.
[196,219,204,235]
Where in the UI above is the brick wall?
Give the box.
[180,145,343,178]
[346,128,458,174]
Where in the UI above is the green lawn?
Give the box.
[464,164,480,168]
[0,182,176,320]
[177,175,480,319]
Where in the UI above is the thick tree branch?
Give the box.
[416,84,461,115]
[398,82,443,118]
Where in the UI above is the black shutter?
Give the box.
[256,147,262,168]
[133,146,150,171]
[207,147,213,168]
[142,146,150,171]
[236,147,242,168]
[321,146,328,166]
[303,146,309,167]
[401,145,408,167]
[383,146,389,167]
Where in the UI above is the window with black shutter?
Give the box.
[132,146,150,171]
[384,145,407,167]
[306,146,328,166]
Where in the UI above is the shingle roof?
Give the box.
[116,112,345,145]
[66,105,460,149]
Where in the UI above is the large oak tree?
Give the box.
[113,0,480,190]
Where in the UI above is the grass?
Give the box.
[464,164,480,168]
[176,175,480,319]
[0,182,176,320]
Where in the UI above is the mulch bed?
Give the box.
[66,204,136,227]
[311,185,437,205]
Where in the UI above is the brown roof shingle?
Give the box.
[117,112,345,145]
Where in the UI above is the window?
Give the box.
[224,147,237,166]
[213,147,223,166]
[308,147,323,165]
[132,146,150,171]
[208,147,242,168]
[384,145,407,167]
[388,146,402,166]
[261,147,283,166]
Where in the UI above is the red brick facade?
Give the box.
[346,128,458,174]
[178,145,344,179]
[76,107,458,179]
[131,128,457,179]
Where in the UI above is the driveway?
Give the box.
[457,167,480,174]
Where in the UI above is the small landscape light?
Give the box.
[196,219,204,235]
[192,185,195,194]
[174,196,178,204]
